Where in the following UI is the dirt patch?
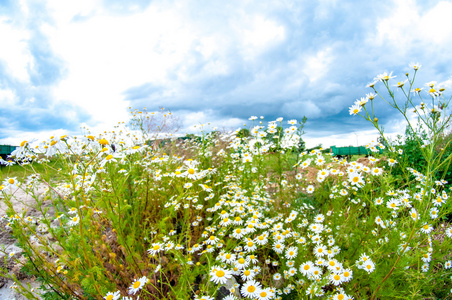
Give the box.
[0,184,48,299]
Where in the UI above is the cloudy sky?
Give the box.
[1,0,452,148]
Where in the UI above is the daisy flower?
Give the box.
[257,288,274,300]
[194,295,214,300]
[421,263,429,272]
[375,71,396,82]
[313,244,327,257]
[210,266,232,285]
[128,276,147,295]
[371,167,383,176]
[285,246,298,259]
[272,242,284,254]
[333,292,353,300]
[103,291,120,300]
[445,227,452,238]
[299,261,314,276]
[241,269,255,281]
[68,216,80,226]
[148,242,163,256]
[235,257,250,270]
[342,269,353,282]
[330,273,343,286]
[241,280,261,299]
[363,260,376,273]
[420,223,433,234]
[349,104,362,115]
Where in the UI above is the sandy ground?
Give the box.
[0,184,49,299]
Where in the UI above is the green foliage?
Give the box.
[1,69,452,300]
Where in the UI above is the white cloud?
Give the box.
[0,17,33,82]
[372,0,452,53]
[0,89,17,106]
[241,15,285,53]
[303,47,334,83]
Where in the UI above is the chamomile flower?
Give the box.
[349,104,362,115]
[67,216,80,226]
[104,291,120,300]
[299,261,314,276]
[272,242,284,254]
[194,295,214,300]
[313,244,327,257]
[330,273,343,286]
[210,266,232,285]
[285,246,298,259]
[363,260,376,273]
[148,242,163,256]
[445,227,452,238]
[241,280,261,298]
[235,257,250,269]
[342,269,353,282]
[128,276,147,295]
[420,223,434,234]
[241,269,255,281]
[256,288,274,300]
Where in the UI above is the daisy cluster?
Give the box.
[1,93,452,299]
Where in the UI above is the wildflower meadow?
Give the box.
[1,64,452,299]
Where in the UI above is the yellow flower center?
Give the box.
[366,264,372,269]
[106,296,113,300]
[225,254,231,259]
[244,270,250,276]
[99,138,109,145]
[216,270,225,277]
[8,178,15,184]
[188,168,195,174]
[247,242,253,247]
[210,236,215,240]
[50,140,57,146]
[153,245,160,250]
[133,280,141,289]
[247,286,255,293]
[338,295,344,300]
[334,274,340,281]
[106,155,114,160]
[304,265,310,270]
[238,258,245,264]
